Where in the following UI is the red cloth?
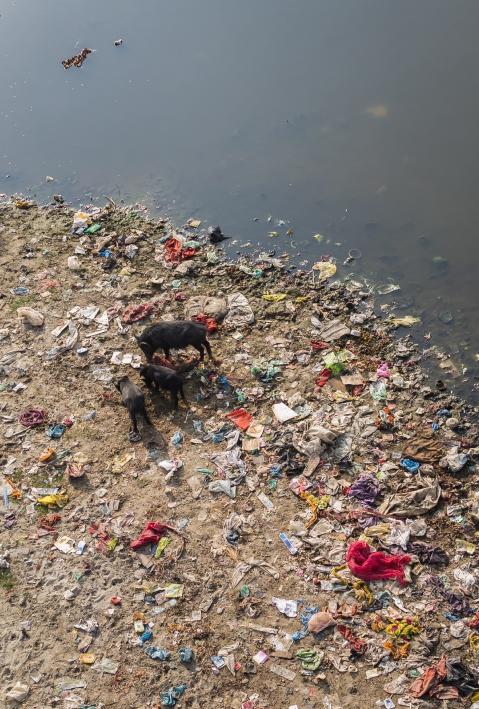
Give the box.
[311,340,330,351]
[193,313,218,334]
[163,237,197,264]
[130,521,171,550]
[19,408,48,428]
[122,302,155,324]
[337,624,367,654]
[315,368,332,387]
[409,656,457,699]
[346,541,411,585]
[226,408,253,431]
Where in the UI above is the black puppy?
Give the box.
[135,320,213,362]
[139,363,187,409]
[115,376,151,440]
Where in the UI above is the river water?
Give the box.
[1,0,479,388]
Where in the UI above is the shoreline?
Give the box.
[1,197,478,708]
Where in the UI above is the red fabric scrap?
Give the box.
[130,520,186,560]
[409,655,452,698]
[130,521,179,550]
[346,541,411,586]
[163,237,197,264]
[193,313,218,334]
[19,408,48,428]
[226,408,253,431]
[311,340,330,351]
[315,368,332,388]
[38,513,61,533]
[337,624,367,654]
[88,522,112,554]
[122,302,155,324]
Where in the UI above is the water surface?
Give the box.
[1,0,479,384]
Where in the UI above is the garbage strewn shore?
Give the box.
[1,198,478,709]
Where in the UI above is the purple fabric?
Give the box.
[431,576,471,616]
[348,474,380,508]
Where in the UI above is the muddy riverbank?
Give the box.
[1,197,479,708]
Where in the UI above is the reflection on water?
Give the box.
[1,0,479,388]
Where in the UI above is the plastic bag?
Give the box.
[226,408,253,430]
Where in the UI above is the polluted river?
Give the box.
[1,2,479,708]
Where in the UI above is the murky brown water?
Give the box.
[1,0,479,387]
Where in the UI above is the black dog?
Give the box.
[135,320,213,362]
[115,376,151,440]
[139,363,187,410]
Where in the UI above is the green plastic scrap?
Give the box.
[296,648,324,671]
[106,537,118,553]
[323,350,349,376]
[155,537,171,559]
[196,467,213,477]
[239,585,250,598]
[235,389,246,404]
[84,223,102,234]
[164,583,183,598]
[251,360,282,383]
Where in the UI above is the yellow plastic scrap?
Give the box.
[384,638,410,659]
[312,261,337,281]
[2,478,22,500]
[154,537,171,559]
[389,315,421,328]
[469,632,479,654]
[164,583,183,598]
[352,580,373,606]
[294,295,310,303]
[111,452,134,473]
[361,524,390,540]
[79,653,96,665]
[106,537,118,553]
[37,492,69,508]
[385,618,421,639]
[14,199,34,209]
[331,565,373,606]
[299,491,329,529]
[262,292,287,302]
[331,564,349,585]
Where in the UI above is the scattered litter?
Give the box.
[62,48,92,69]
[1,199,477,709]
